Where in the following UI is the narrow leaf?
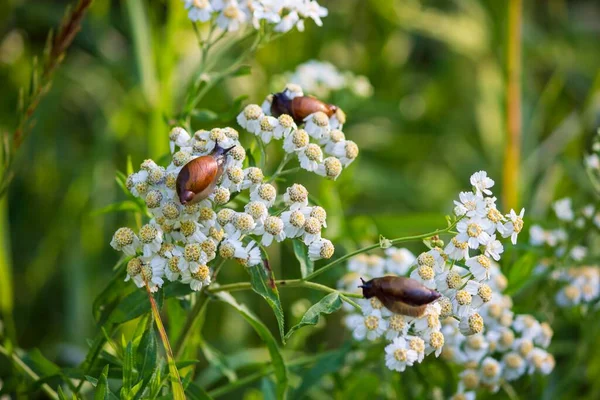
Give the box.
[247,263,285,343]
[215,292,288,399]
[284,293,343,342]
[94,365,110,400]
[199,339,237,382]
[292,240,313,278]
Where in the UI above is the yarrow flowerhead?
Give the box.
[111,124,335,292]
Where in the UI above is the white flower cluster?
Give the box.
[278,60,373,99]
[183,0,327,33]
[442,265,554,399]
[237,84,358,180]
[530,198,597,263]
[552,266,600,308]
[110,126,334,292]
[338,171,526,374]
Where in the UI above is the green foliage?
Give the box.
[284,292,343,342]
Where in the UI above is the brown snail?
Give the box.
[359,276,441,317]
[176,145,233,205]
[270,90,337,124]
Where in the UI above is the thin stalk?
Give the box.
[208,279,362,310]
[304,223,459,281]
[503,0,522,210]
[146,284,185,400]
[267,153,292,182]
[0,345,58,400]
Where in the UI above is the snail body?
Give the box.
[359,276,441,317]
[271,91,337,123]
[176,145,233,205]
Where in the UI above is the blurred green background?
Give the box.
[1,0,599,398]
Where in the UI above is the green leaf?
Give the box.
[284,293,343,342]
[185,381,214,400]
[22,348,60,377]
[191,109,219,123]
[57,386,69,400]
[137,326,157,383]
[94,365,110,400]
[261,377,277,400]
[292,240,314,278]
[199,339,237,383]
[247,264,286,344]
[215,292,288,399]
[120,342,136,398]
[292,346,349,399]
[233,65,252,76]
[92,200,142,216]
[506,252,537,295]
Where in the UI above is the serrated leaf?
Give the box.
[284,293,343,342]
[199,339,237,382]
[247,263,286,343]
[94,365,110,400]
[215,292,288,399]
[292,240,313,278]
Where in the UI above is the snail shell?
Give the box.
[271,91,337,123]
[176,145,232,205]
[359,276,441,317]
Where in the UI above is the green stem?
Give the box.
[146,284,185,400]
[0,345,59,400]
[304,223,459,282]
[208,279,362,309]
[267,153,292,182]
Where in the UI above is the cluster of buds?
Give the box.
[338,171,530,374]
[183,0,327,33]
[110,125,335,292]
[237,84,358,180]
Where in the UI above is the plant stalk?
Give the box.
[503,0,523,210]
[146,284,185,400]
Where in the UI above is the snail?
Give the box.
[359,276,441,317]
[270,90,338,124]
[176,144,234,205]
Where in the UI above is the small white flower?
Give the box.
[459,311,484,336]
[527,348,554,375]
[512,315,542,340]
[283,183,309,210]
[454,191,486,218]
[181,264,211,291]
[168,127,191,153]
[237,104,263,133]
[484,235,504,261]
[138,224,163,257]
[479,357,502,389]
[384,313,411,340]
[570,245,587,261]
[283,128,310,153]
[304,112,330,139]
[110,227,140,256]
[470,170,494,195]
[298,0,328,27]
[464,281,493,308]
[216,0,247,31]
[585,153,600,170]
[257,115,279,143]
[274,10,302,33]
[281,209,306,238]
[349,309,388,341]
[308,237,334,261]
[501,208,525,245]
[502,352,526,381]
[299,143,323,172]
[457,217,492,249]
[250,183,277,207]
[553,197,574,221]
[384,248,415,275]
[466,255,492,281]
[445,236,469,261]
[384,337,418,372]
